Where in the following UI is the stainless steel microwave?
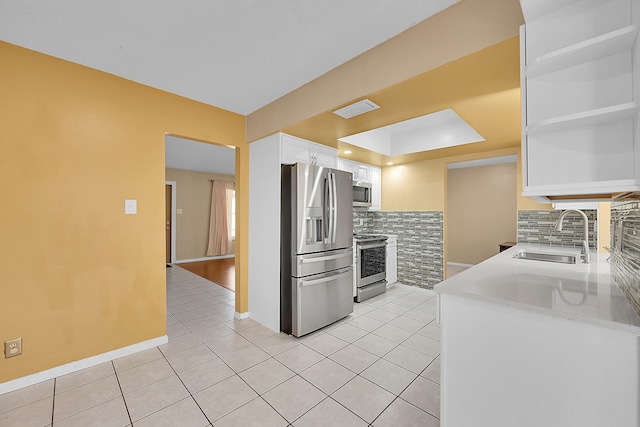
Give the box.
[353,181,372,207]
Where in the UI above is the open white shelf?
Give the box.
[519,0,581,23]
[527,25,638,77]
[526,102,637,135]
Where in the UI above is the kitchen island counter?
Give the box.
[435,243,640,335]
[434,244,640,427]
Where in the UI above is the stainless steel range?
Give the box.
[353,234,387,302]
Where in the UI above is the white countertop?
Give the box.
[435,243,640,335]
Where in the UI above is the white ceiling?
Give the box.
[165,135,235,175]
[0,0,457,115]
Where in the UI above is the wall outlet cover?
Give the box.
[125,199,137,215]
[5,338,22,358]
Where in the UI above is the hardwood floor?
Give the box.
[177,257,235,291]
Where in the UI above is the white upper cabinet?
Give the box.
[281,133,337,168]
[520,0,640,202]
[338,158,370,182]
[369,166,382,211]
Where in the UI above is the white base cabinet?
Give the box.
[384,234,397,284]
[520,0,640,202]
[439,294,639,427]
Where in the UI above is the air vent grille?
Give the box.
[333,99,380,119]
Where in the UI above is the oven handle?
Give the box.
[357,242,387,250]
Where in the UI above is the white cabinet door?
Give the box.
[369,166,381,211]
[355,164,370,182]
[312,144,338,168]
[385,235,397,284]
[281,134,337,168]
[520,0,640,202]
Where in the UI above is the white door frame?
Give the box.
[165,181,177,264]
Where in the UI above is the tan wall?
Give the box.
[0,41,246,383]
[165,168,235,260]
[447,163,517,265]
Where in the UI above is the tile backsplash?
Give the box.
[517,210,598,248]
[354,209,443,289]
[610,195,640,318]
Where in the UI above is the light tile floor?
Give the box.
[1,266,441,426]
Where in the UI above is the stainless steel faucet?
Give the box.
[554,209,591,264]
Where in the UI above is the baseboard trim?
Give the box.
[447,262,475,268]
[175,254,235,263]
[234,311,250,320]
[0,335,168,396]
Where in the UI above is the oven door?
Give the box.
[356,241,386,287]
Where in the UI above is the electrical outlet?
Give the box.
[4,338,22,358]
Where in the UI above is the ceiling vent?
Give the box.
[333,99,380,119]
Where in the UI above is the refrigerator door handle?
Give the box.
[324,174,331,244]
[300,269,352,287]
[330,172,338,244]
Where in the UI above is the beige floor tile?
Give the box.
[414,300,437,315]
[372,397,439,427]
[326,324,368,343]
[203,333,251,356]
[180,315,222,332]
[53,375,121,422]
[388,315,427,333]
[124,375,190,422]
[254,332,300,356]
[213,308,236,321]
[53,397,129,427]
[416,323,441,341]
[214,397,288,427]
[360,358,417,395]
[403,309,437,324]
[167,302,198,314]
[352,333,397,357]
[365,309,399,323]
[224,318,260,332]
[177,357,235,394]
[167,322,190,338]
[55,362,115,394]
[165,344,217,372]
[262,376,326,423]
[274,345,324,374]
[0,379,53,413]
[193,375,257,422]
[372,324,413,344]
[331,376,395,424]
[293,397,368,427]
[113,347,164,372]
[352,303,375,315]
[0,396,52,427]
[219,344,270,373]
[400,376,440,418]
[173,308,211,323]
[299,358,355,395]
[421,357,440,384]
[237,324,278,343]
[239,358,295,394]
[117,357,175,394]
[302,333,348,356]
[402,334,441,357]
[328,344,378,374]
[194,323,234,342]
[158,333,202,356]
[134,397,209,427]
[378,302,412,315]
[391,296,425,309]
[383,345,434,374]
[347,315,385,332]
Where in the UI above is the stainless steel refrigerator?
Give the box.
[281,163,354,337]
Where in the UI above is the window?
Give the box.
[227,188,236,239]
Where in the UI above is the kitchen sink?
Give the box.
[513,250,577,264]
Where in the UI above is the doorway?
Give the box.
[446,156,517,276]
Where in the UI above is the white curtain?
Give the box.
[206,181,234,256]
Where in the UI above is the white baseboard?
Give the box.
[447,262,475,268]
[0,335,168,396]
[234,311,250,320]
[174,254,235,264]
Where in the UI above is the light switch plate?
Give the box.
[177,209,183,214]
[125,199,137,214]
